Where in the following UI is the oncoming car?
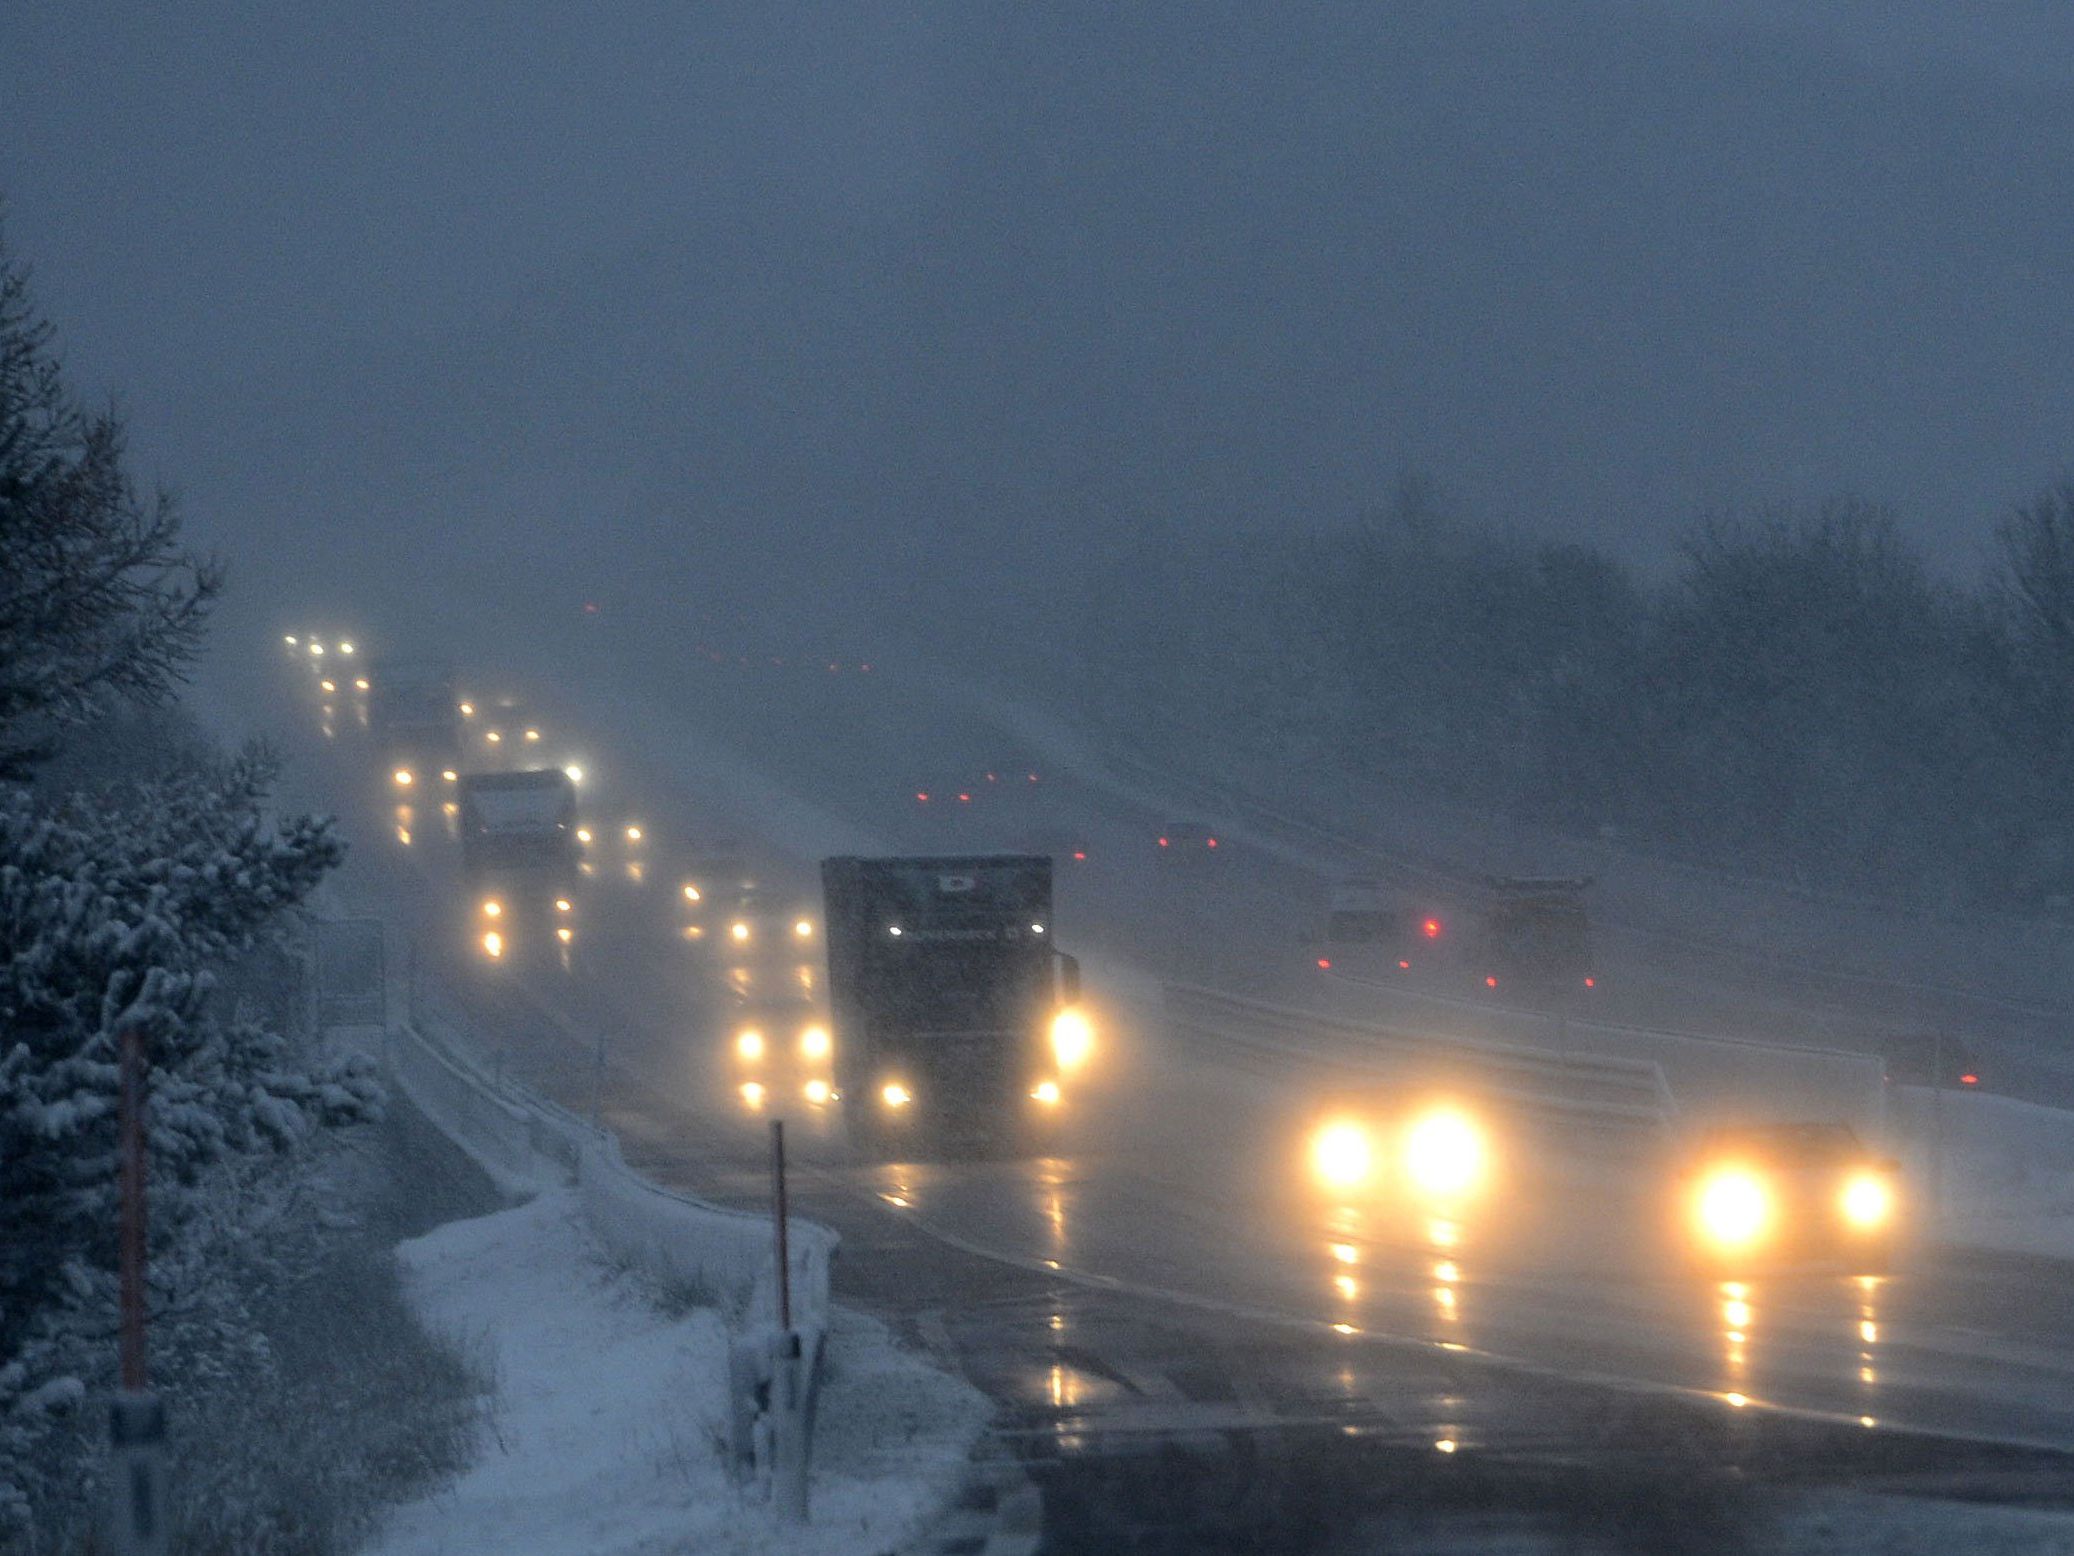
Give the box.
[1306,1099,1497,1209]
[1678,1123,1901,1273]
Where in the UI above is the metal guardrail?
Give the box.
[1165,983,1675,1141]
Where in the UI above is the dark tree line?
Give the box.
[1060,480,2074,908]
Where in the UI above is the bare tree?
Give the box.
[0,237,220,779]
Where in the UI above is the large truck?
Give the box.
[365,658,458,791]
[821,854,1084,1157]
[458,769,579,874]
[1479,875,1595,992]
[457,769,581,962]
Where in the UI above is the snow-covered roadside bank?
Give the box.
[365,1190,990,1556]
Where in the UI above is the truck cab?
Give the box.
[457,770,581,961]
[821,854,1084,1158]
[365,658,458,792]
[1480,876,1595,993]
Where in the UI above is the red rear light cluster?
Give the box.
[1961,1073,1980,1087]
[1316,957,1332,971]
[1206,837,1219,848]
[1397,959,1410,970]
[1484,975,1498,989]
[1422,918,1441,939]
[958,792,971,803]
[1583,976,1597,989]
[1158,837,1169,848]
[916,791,930,803]
[1072,850,1087,861]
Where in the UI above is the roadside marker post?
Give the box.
[107,1027,168,1555]
[768,1119,811,1523]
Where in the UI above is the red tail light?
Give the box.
[958,792,971,803]
[1072,850,1086,861]
[1316,957,1332,970]
[1206,837,1219,848]
[1423,918,1441,938]
[1398,959,1411,970]
[916,792,930,803]
[1961,1073,1979,1086]
[1159,837,1169,847]
[1584,976,1597,989]
[1484,975,1498,989]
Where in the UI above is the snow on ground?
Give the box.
[363,1190,990,1556]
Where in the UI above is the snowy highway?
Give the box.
[218,625,2074,1495]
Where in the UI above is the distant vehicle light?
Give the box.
[485,730,502,744]
[1027,773,1038,783]
[1030,923,1045,935]
[625,825,643,843]
[1398,959,1411,970]
[794,919,813,938]
[564,765,584,783]
[1484,975,1498,989]
[800,1025,831,1060]
[740,1081,766,1110]
[730,921,751,943]
[1311,1121,1374,1190]
[523,728,540,742]
[319,679,336,693]
[1206,837,1218,848]
[1423,918,1441,939]
[1584,976,1597,989]
[441,769,458,782]
[481,899,502,918]
[1840,1173,1893,1229]
[308,643,324,657]
[887,925,903,937]
[1696,1169,1771,1249]
[804,1078,831,1105]
[1158,837,1170,848]
[1032,1080,1062,1106]
[1960,1073,1979,1087]
[1050,1008,1094,1071]
[735,1029,765,1061]
[353,677,370,691]
[881,1082,913,1109]
[958,792,971,803]
[481,930,504,959]
[1403,1108,1488,1198]
[459,702,475,717]
[555,926,574,945]
[684,884,702,902]
[576,828,593,845]
[554,898,572,913]
[337,641,355,655]
[1317,957,1333,970]
[916,792,930,803]
[284,635,298,646]
[393,768,413,787]
[1072,850,1086,861]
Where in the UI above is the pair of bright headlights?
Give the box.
[1694,1167,1893,1248]
[1311,1108,1489,1199]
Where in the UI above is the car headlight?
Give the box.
[481,930,504,959]
[730,921,750,943]
[481,898,502,918]
[1696,1168,1772,1249]
[1403,1108,1488,1199]
[735,1029,765,1061]
[1840,1173,1892,1229]
[1050,1007,1094,1071]
[881,1082,913,1109]
[794,918,813,938]
[1311,1120,1374,1190]
[393,768,414,787]
[800,1025,831,1060]
[1032,1079,1062,1105]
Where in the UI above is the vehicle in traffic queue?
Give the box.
[1677,1122,1902,1274]
[365,657,460,794]
[1156,820,1222,860]
[1476,875,1597,995]
[821,853,1087,1159]
[457,768,583,965]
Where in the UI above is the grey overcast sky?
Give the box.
[5,2,2074,644]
